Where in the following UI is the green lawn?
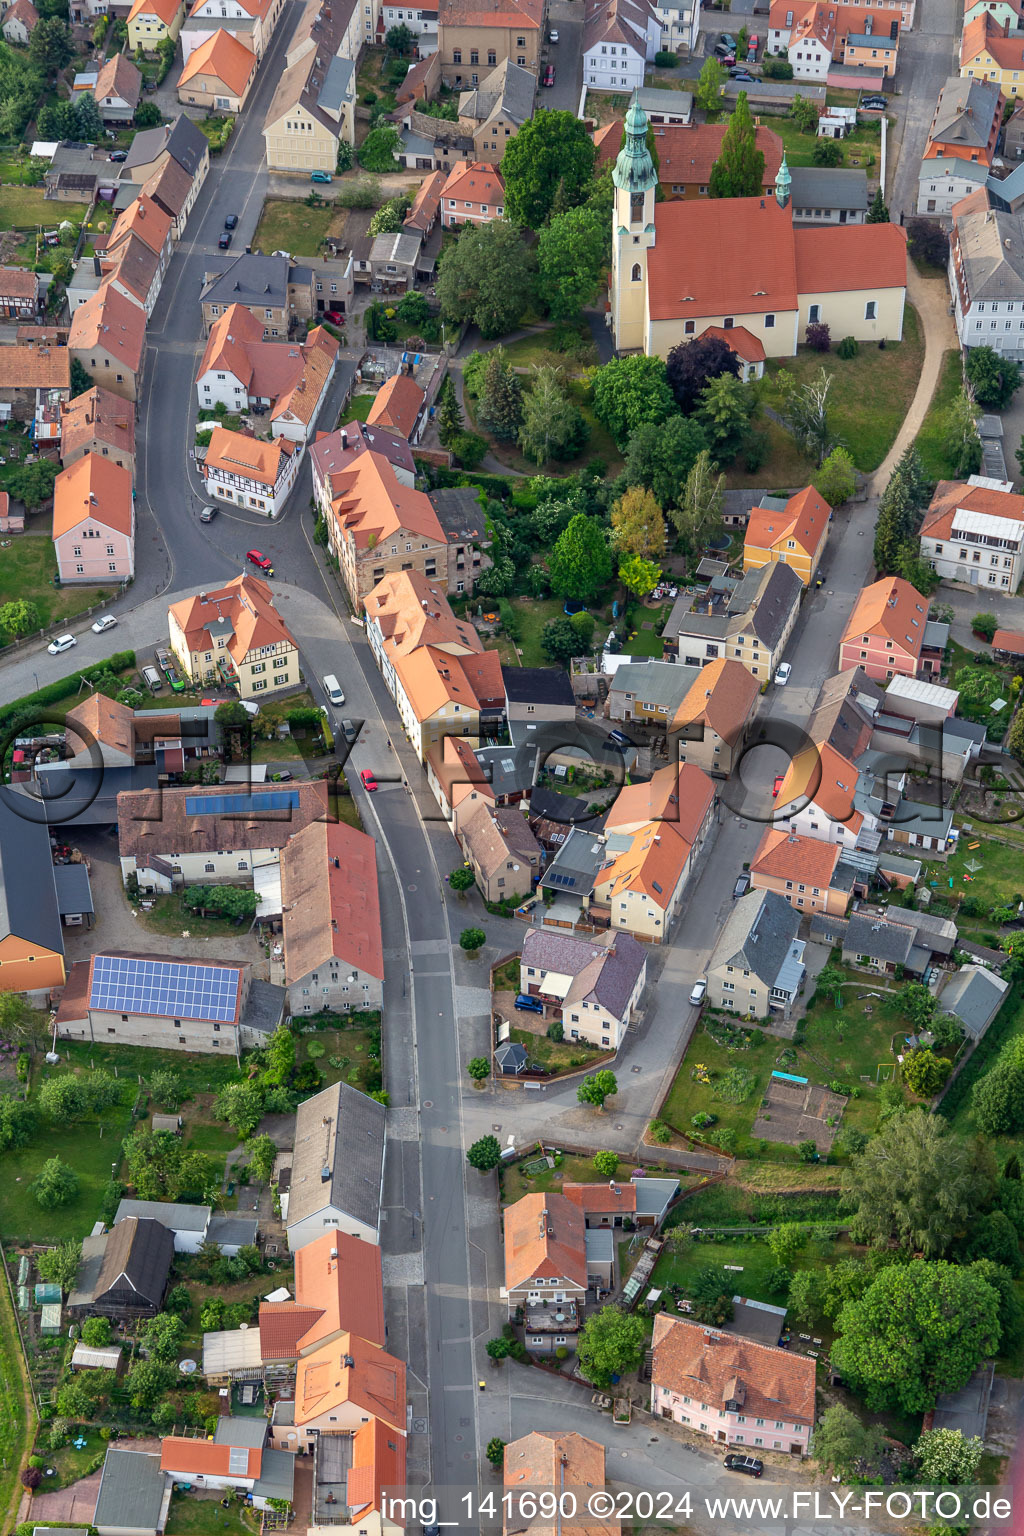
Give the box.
[165,1492,257,1535]
[940,833,1024,912]
[762,303,924,472]
[501,1152,609,1205]
[34,1427,106,1490]
[0,1100,134,1244]
[253,196,340,258]
[299,1020,383,1096]
[0,530,112,628]
[768,115,883,170]
[508,1027,606,1072]
[725,413,817,490]
[0,1254,33,1536]
[0,185,88,229]
[349,393,375,420]
[650,1233,858,1308]
[493,596,565,667]
[623,602,671,657]
[132,892,263,941]
[61,1039,243,1100]
[501,324,600,370]
[915,350,963,482]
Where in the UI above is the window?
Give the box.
[765,313,775,328]
[808,303,820,322]
[865,300,877,319]
[684,319,695,334]
[632,262,642,281]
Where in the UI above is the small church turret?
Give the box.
[775,152,792,211]
[610,91,658,354]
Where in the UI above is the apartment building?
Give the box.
[168,574,301,698]
[437,0,544,89]
[202,427,300,517]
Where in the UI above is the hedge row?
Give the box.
[0,650,137,734]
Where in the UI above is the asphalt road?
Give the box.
[885,0,960,220]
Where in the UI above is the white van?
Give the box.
[142,665,163,693]
[323,673,345,706]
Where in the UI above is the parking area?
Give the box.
[542,0,583,109]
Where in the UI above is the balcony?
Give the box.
[525,1301,579,1332]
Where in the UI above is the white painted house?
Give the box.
[652,0,700,55]
[583,0,660,92]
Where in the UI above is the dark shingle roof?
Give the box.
[842,912,914,965]
[93,1448,167,1533]
[202,252,290,309]
[503,666,576,707]
[788,166,868,213]
[288,1080,386,1233]
[710,887,801,987]
[0,798,63,955]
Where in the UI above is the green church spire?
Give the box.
[613,89,658,195]
[775,152,792,210]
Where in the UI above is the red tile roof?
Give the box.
[648,197,798,322]
[563,1182,637,1215]
[504,1192,587,1292]
[53,453,134,538]
[652,1314,816,1426]
[794,222,907,293]
[750,826,844,887]
[280,820,385,986]
[259,1228,385,1358]
[841,574,927,660]
[746,484,830,560]
[441,159,505,206]
[348,1418,407,1521]
[366,373,425,440]
[921,478,1024,541]
[698,324,766,365]
[160,1439,261,1478]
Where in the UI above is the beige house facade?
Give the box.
[437,0,544,89]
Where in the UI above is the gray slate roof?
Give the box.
[495,1039,528,1073]
[0,797,63,957]
[214,1415,269,1449]
[115,1199,209,1232]
[202,252,290,309]
[53,861,93,917]
[842,911,914,964]
[708,887,801,988]
[918,158,988,187]
[665,561,801,651]
[952,203,1024,303]
[789,166,868,212]
[521,926,646,1020]
[931,74,1002,149]
[242,977,286,1036]
[288,1079,386,1234]
[940,964,1009,1039]
[208,1214,260,1248]
[539,826,610,896]
[609,659,698,712]
[93,1448,167,1533]
[459,58,535,125]
[503,666,576,707]
[320,54,355,114]
[252,1446,296,1502]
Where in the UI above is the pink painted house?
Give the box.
[53,451,135,584]
[650,1315,816,1457]
[838,575,935,682]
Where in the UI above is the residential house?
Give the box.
[592,761,717,942]
[774,2,837,80]
[69,282,147,403]
[504,1433,621,1536]
[64,692,221,774]
[87,223,167,318]
[262,0,361,172]
[458,801,542,902]
[181,0,285,61]
[201,251,353,334]
[178,28,258,110]
[610,120,783,199]
[137,154,197,240]
[120,114,210,218]
[2,0,39,43]
[440,159,505,225]
[662,561,803,683]
[310,418,417,494]
[404,169,446,237]
[0,797,66,996]
[607,658,697,727]
[196,305,339,440]
[279,820,385,1015]
[838,575,931,680]
[284,1080,387,1253]
[1004,96,1024,158]
[917,156,990,216]
[564,1176,677,1227]
[90,52,142,123]
[42,139,114,203]
[670,657,761,777]
[503,1193,588,1347]
[55,952,280,1057]
[837,910,940,977]
[366,372,428,443]
[949,190,1024,358]
[160,1435,294,1511]
[368,230,422,291]
[127,0,186,51]
[426,732,498,824]
[92,1448,169,1536]
[651,1314,816,1454]
[583,0,660,94]
[320,452,450,608]
[115,1198,257,1254]
[651,0,699,55]
[436,0,544,90]
[0,266,40,320]
[937,963,1010,1040]
[289,1332,406,1442]
[964,0,1023,24]
[841,8,900,75]
[924,74,1003,164]
[258,1228,386,1385]
[0,341,69,431]
[705,887,806,1018]
[749,827,860,915]
[53,453,134,584]
[60,386,136,476]
[610,98,908,358]
[457,57,534,157]
[743,485,831,585]
[68,1215,174,1317]
[789,165,868,224]
[503,666,576,731]
[961,12,1024,97]
[116,779,331,893]
[774,738,869,849]
[201,426,300,517]
[168,574,301,699]
[920,475,1024,589]
[519,927,647,1049]
[382,0,439,51]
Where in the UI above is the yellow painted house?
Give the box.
[128,0,186,50]
[960,13,1024,96]
[743,485,831,587]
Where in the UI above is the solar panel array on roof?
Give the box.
[183,789,299,815]
[89,955,240,1022]
[548,871,577,888]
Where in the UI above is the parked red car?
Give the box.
[246,549,274,574]
[772,774,785,799]
[542,64,555,86]
[360,770,378,792]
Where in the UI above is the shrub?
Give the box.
[805,321,831,352]
[654,50,677,65]
[547,1020,564,1042]
[837,335,859,360]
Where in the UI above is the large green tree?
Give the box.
[141,1312,187,1362]
[35,1240,81,1292]
[844,1112,993,1257]
[708,93,765,198]
[576,1306,647,1387]
[518,365,588,464]
[476,346,523,442]
[29,16,74,70]
[32,1156,79,1209]
[501,110,596,228]
[695,55,726,113]
[966,344,1021,409]
[610,485,664,560]
[973,1034,1024,1135]
[437,220,534,339]
[535,202,609,321]
[358,124,401,172]
[548,514,613,602]
[591,355,676,449]
[831,1261,1001,1414]
[624,416,708,507]
[812,1404,885,1479]
[665,333,740,415]
[697,372,753,461]
[669,448,725,550]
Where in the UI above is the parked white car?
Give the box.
[775,662,792,685]
[47,633,77,655]
[690,979,707,1006]
[91,614,118,634]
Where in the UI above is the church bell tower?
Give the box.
[611,90,658,354]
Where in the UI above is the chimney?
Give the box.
[321,1164,332,1182]
[340,428,348,449]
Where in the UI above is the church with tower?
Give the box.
[610,93,908,362]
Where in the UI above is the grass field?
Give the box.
[768,115,883,171]
[623,602,671,657]
[762,303,924,472]
[253,197,350,258]
[491,596,564,667]
[725,413,816,491]
[132,891,263,941]
[0,1099,134,1244]
[942,834,1024,911]
[349,393,375,420]
[61,1039,243,1100]
[914,349,963,482]
[0,1253,33,1536]
[501,325,600,370]
[650,1232,858,1307]
[0,531,111,628]
[0,185,87,229]
[165,1492,257,1534]
[509,1027,606,1072]
[501,1152,609,1205]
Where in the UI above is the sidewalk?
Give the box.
[868,264,957,493]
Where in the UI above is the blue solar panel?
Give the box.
[184,790,299,815]
[89,956,241,1022]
